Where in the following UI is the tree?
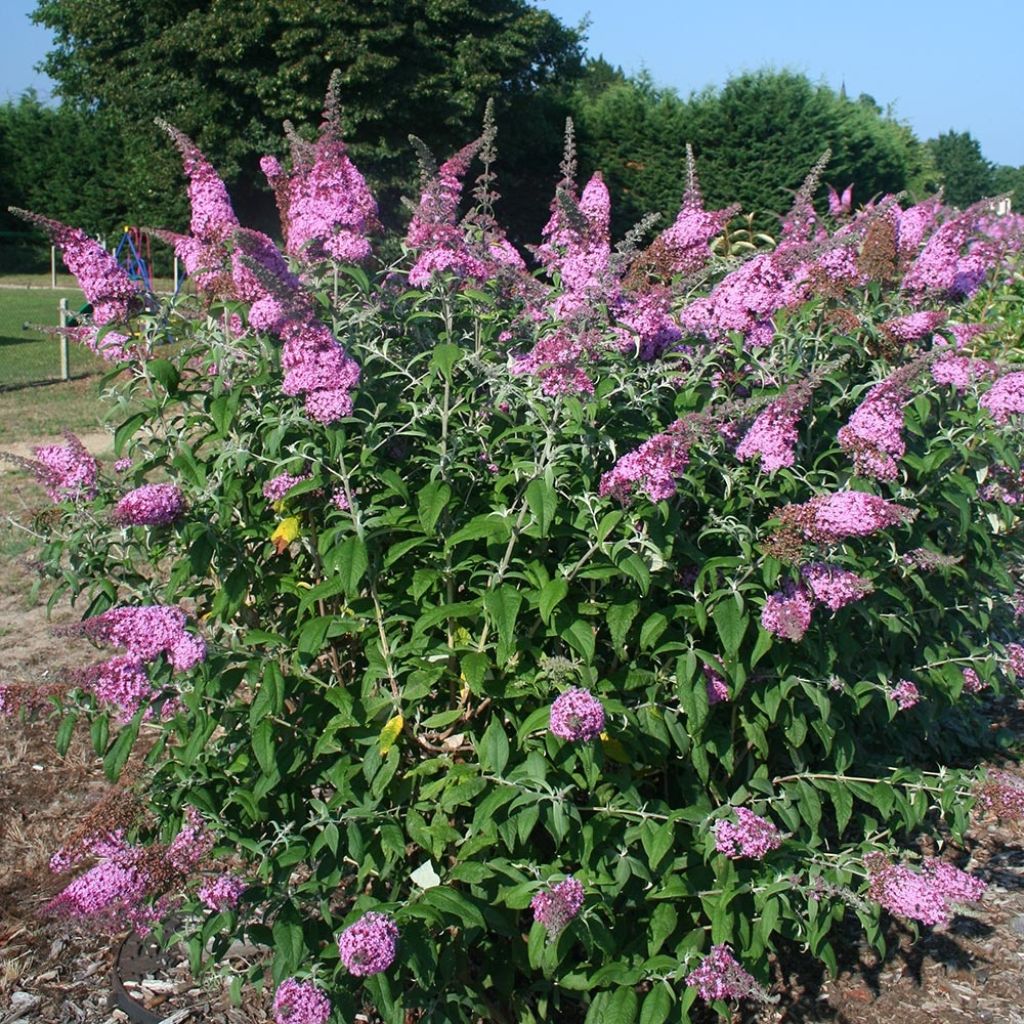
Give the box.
[32,0,584,234]
[574,69,930,238]
[993,164,1024,209]
[927,130,995,208]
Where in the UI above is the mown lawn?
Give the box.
[0,285,110,388]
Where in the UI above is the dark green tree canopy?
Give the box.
[927,130,996,208]
[32,0,584,231]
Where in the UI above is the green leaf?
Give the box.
[483,585,523,665]
[333,536,368,598]
[252,720,276,775]
[103,716,141,781]
[525,477,557,537]
[147,358,179,392]
[114,412,147,456]
[271,906,306,980]
[430,343,462,380]
[538,577,568,624]
[606,599,639,653]
[417,480,451,534]
[639,985,672,1024]
[446,514,511,548]
[601,988,638,1024]
[420,886,486,929]
[477,715,510,775]
[713,596,746,658]
[564,618,595,663]
[55,711,77,757]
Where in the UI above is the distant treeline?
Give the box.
[3,0,1022,265]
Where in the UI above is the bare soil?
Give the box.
[0,440,1022,1024]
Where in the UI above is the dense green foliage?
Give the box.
[17,103,1024,1023]
[927,130,997,208]
[30,0,583,235]
[575,71,939,236]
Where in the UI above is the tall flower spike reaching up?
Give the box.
[262,72,378,265]
[156,120,239,243]
[778,149,831,250]
[1,430,100,503]
[649,145,740,278]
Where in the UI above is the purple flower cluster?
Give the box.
[962,667,987,694]
[811,491,915,543]
[549,688,605,742]
[263,472,312,502]
[654,146,738,276]
[510,327,599,397]
[112,484,186,526]
[599,415,708,502]
[760,582,814,641]
[11,208,140,360]
[713,807,782,860]
[337,911,399,976]
[197,873,247,912]
[67,606,205,720]
[930,354,998,391]
[29,432,99,502]
[262,83,377,265]
[838,376,911,480]
[679,251,806,349]
[866,854,986,926]
[735,397,803,472]
[614,287,682,361]
[1004,643,1024,678]
[890,679,921,710]
[879,310,946,345]
[800,563,873,612]
[272,978,332,1024]
[685,944,762,1003]
[531,876,585,936]
[540,173,617,321]
[980,371,1024,424]
[703,663,729,705]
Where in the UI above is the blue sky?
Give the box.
[3,0,1021,166]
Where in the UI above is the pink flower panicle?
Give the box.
[655,144,739,276]
[549,688,605,742]
[685,944,763,1003]
[15,432,100,503]
[263,472,312,502]
[337,911,399,977]
[112,484,186,526]
[1004,643,1024,679]
[866,853,985,926]
[272,978,332,1024]
[890,679,921,710]
[263,77,378,265]
[879,310,947,346]
[614,287,682,361]
[158,121,239,243]
[735,392,805,472]
[704,663,729,705]
[962,667,987,694]
[510,327,600,397]
[72,655,152,723]
[980,371,1024,424]
[800,563,873,611]
[198,873,247,912]
[10,208,139,330]
[531,876,585,937]
[760,582,813,641]
[73,605,206,671]
[789,491,917,546]
[930,354,998,391]
[713,808,782,860]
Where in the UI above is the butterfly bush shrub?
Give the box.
[10,83,1024,1024]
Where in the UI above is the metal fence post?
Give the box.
[51,245,57,289]
[59,298,70,381]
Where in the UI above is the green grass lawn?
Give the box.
[0,285,112,388]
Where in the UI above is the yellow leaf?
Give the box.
[270,516,300,555]
[600,732,630,765]
[379,714,404,754]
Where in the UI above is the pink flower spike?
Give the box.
[338,911,399,976]
[549,688,605,742]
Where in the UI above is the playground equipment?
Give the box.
[114,226,154,291]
